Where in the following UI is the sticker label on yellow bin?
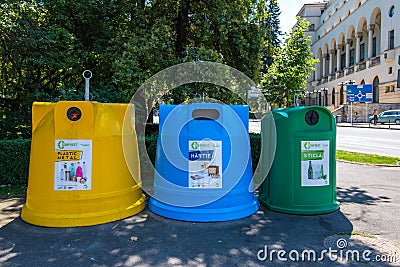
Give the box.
[54,139,92,191]
[301,140,329,187]
[188,140,222,189]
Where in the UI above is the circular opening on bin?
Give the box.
[305,110,319,126]
[67,107,82,121]
[192,109,220,120]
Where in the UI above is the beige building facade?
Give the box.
[298,0,400,121]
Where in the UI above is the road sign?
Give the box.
[346,84,373,103]
[248,87,262,98]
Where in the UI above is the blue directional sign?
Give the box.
[346,84,373,103]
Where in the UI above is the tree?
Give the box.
[0,0,270,138]
[260,0,282,74]
[262,17,318,107]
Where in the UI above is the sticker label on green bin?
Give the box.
[188,140,222,189]
[301,140,329,186]
[54,139,92,191]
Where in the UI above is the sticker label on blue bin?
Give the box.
[188,140,222,189]
[54,139,92,191]
[301,140,329,186]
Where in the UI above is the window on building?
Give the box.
[340,87,344,105]
[350,48,355,65]
[308,24,315,31]
[341,53,346,69]
[389,67,393,74]
[372,37,377,57]
[389,6,395,17]
[389,30,395,50]
[360,43,365,61]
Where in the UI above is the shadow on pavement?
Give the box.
[0,203,386,267]
[0,203,397,266]
[337,186,391,205]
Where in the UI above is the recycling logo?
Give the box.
[304,142,311,150]
[191,141,199,150]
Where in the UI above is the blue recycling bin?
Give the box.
[148,103,259,222]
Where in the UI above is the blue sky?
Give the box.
[278,0,319,35]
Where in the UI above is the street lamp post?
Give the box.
[337,80,357,124]
[313,90,319,105]
[306,91,311,106]
[320,88,328,106]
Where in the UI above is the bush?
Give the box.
[145,132,158,165]
[249,133,261,169]
[0,139,31,185]
[143,130,262,172]
[0,132,262,187]
[145,123,160,136]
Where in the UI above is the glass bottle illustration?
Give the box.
[308,160,313,180]
[320,165,325,179]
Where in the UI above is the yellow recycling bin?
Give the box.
[21,101,145,227]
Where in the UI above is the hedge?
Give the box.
[0,139,31,185]
[0,132,262,186]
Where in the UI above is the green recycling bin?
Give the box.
[258,106,339,215]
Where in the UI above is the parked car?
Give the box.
[368,110,400,124]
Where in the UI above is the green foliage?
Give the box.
[0,128,261,187]
[0,139,31,185]
[0,99,32,139]
[1,0,280,139]
[260,0,282,73]
[262,17,318,107]
[145,132,159,166]
[0,185,27,199]
[249,133,261,171]
[145,123,160,136]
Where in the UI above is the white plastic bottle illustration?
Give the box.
[60,168,65,181]
[70,163,76,179]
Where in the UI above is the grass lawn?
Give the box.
[0,151,398,199]
[336,150,400,165]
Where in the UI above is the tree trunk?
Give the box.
[175,0,189,57]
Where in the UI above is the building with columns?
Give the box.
[298,0,400,121]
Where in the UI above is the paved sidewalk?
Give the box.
[337,122,400,130]
[0,162,399,266]
[249,120,400,134]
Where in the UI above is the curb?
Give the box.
[337,159,400,167]
[336,124,400,130]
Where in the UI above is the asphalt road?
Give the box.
[337,127,400,157]
[0,162,400,266]
[249,120,400,158]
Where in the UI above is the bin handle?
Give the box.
[192,109,220,120]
